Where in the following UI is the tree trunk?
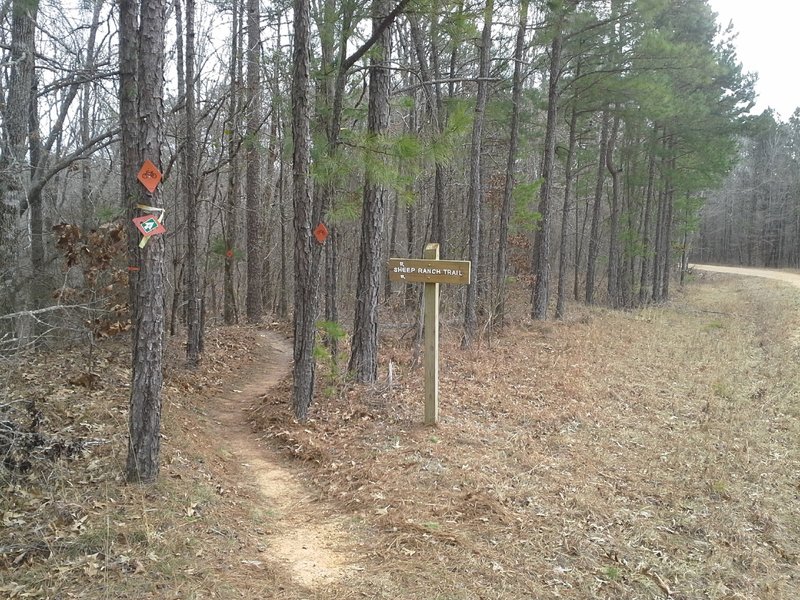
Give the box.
[170,0,185,338]
[312,0,410,363]
[532,25,563,320]
[120,0,139,321]
[385,191,400,303]
[223,0,241,326]
[245,0,263,323]
[651,185,666,302]
[606,112,622,308]
[409,13,448,256]
[660,152,676,300]
[28,70,48,314]
[495,0,528,326]
[185,0,201,366]
[462,0,493,346]
[652,135,672,302]
[324,224,338,358]
[349,0,392,382]
[556,99,579,319]
[126,0,167,484]
[277,158,288,318]
[291,0,318,421]
[314,0,348,359]
[261,73,280,312]
[404,192,416,307]
[586,111,610,305]
[77,0,103,230]
[0,0,38,313]
[638,135,657,305]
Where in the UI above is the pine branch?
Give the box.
[341,0,414,73]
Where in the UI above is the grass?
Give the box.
[0,327,293,599]
[2,275,800,598]
[252,274,800,599]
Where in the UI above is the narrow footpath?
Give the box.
[207,330,357,589]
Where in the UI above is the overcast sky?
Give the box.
[706,0,799,120]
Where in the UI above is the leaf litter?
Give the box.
[1,276,799,598]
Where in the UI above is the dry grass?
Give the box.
[253,273,800,599]
[2,273,800,599]
[1,327,293,599]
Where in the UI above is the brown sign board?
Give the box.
[388,258,471,285]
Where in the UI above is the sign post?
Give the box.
[388,243,471,425]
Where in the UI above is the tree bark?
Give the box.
[638,133,657,305]
[349,0,392,383]
[291,0,318,421]
[408,13,448,256]
[532,24,563,320]
[292,0,411,416]
[462,0,493,346]
[660,149,676,301]
[126,0,167,484]
[586,111,610,305]
[245,0,263,323]
[495,0,528,326]
[605,112,622,308]
[120,0,139,320]
[184,0,203,368]
[223,0,241,326]
[185,0,201,365]
[652,135,672,302]
[0,0,38,312]
[556,99,579,319]
[404,190,416,307]
[277,158,288,318]
[79,0,103,231]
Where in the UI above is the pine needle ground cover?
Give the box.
[0,328,293,598]
[2,274,799,598]
[254,274,800,599]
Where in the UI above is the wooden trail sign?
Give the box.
[388,244,471,425]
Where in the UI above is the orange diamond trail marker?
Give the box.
[314,223,329,244]
[137,160,162,193]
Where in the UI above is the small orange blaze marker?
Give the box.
[314,223,329,244]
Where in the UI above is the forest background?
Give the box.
[3,1,800,597]
[1,0,799,477]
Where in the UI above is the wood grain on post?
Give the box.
[388,245,469,425]
[423,243,440,425]
[387,257,470,284]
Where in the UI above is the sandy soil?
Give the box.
[691,263,800,288]
[208,330,357,588]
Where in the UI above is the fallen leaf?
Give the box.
[241,559,263,568]
[132,559,146,575]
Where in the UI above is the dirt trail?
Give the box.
[691,263,800,288]
[208,330,356,588]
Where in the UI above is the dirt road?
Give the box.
[691,263,800,289]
